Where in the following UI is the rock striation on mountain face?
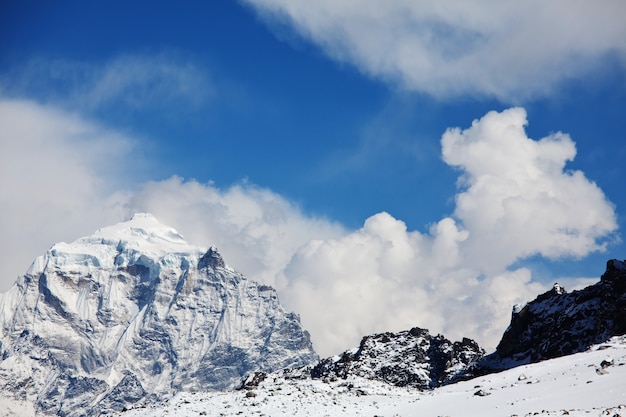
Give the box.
[0,214,317,416]
[243,327,484,391]
[476,259,626,372]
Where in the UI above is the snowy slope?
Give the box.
[0,214,317,416]
[116,335,626,417]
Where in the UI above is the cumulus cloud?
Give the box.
[277,212,546,356]
[0,99,344,292]
[127,177,346,287]
[0,98,618,357]
[242,0,626,100]
[0,99,134,290]
[276,108,617,356]
[443,107,618,272]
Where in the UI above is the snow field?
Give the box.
[118,336,626,417]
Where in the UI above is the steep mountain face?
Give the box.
[0,214,317,416]
[478,259,626,371]
[243,327,484,391]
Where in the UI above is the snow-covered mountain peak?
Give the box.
[25,213,214,278]
[84,212,199,255]
[0,215,317,416]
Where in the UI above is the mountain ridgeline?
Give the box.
[473,258,626,374]
[0,214,317,416]
[0,214,624,416]
[242,259,626,390]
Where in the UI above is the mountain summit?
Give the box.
[0,214,317,416]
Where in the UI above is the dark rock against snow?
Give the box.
[477,259,626,372]
[309,327,484,389]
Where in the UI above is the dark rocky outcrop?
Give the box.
[309,327,483,389]
[244,327,485,390]
[198,247,226,270]
[475,259,626,373]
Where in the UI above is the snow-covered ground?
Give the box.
[118,336,626,417]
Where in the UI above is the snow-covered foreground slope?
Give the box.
[118,336,626,417]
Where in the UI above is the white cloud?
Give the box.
[0,99,618,357]
[275,108,617,356]
[277,211,547,356]
[442,107,618,273]
[127,177,346,288]
[0,99,134,290]
[242,0,626,100]
[0,97,344,292]
[1,53,212,112]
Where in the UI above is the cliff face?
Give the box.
[0,214,317,416]
[479,259,626,371]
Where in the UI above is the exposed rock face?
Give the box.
[0,214,317,416]
[243,327,484,391]
[310,327,484,389]
[478,259,626,371]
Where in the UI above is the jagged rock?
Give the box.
[198,247,226,270]
[309,327,484,389]
[476,259,626,372]
[240,371,267,389]
[473,389,491,396]
[0,214,317,416]
[600,359,614,369]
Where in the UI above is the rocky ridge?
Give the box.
[475,259,626,373]
[0,214,317,416]
[242,258,626,392]
[242,327,484,391]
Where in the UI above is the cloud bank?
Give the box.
[0,99,617,356]
[278,108,617,355]
[127,177,346,288]
[0,99,133,286]
[242,0,626,100]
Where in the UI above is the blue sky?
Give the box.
[1,0,625,355]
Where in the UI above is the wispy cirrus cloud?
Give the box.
[0,52,213,112]
[242,0,626,100]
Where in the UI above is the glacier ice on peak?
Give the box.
[0,213,317,416]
